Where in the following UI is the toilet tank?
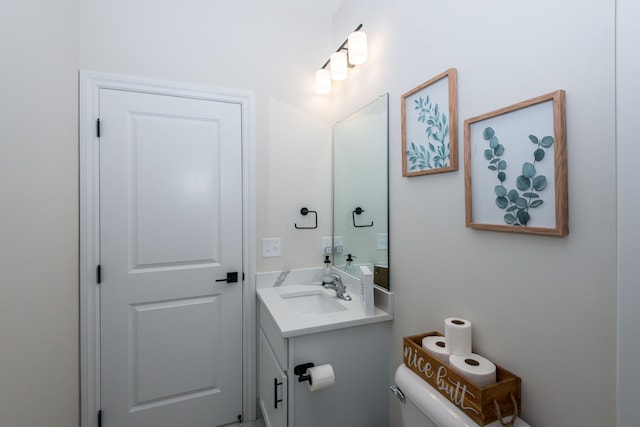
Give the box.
[393,365,530,427]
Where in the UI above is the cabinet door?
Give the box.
[259,330,287,427]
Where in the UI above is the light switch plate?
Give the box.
[322,236,332,255]
[262,237,281,258]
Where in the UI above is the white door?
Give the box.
[98,88,243,427]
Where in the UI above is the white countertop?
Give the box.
[257,283,393,338]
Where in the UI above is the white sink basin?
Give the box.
[280,291,348,315]
[257,283,393,337]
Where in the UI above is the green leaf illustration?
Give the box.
[534,149,545,161]
[530,199,544,208]
[496,197,509,209]
[529,135,539,144]
[495,185,507,197]
[497,172,506,182]
[494,144,504,156]
[504,214,516,224]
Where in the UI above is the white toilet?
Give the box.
[392,365,531,427]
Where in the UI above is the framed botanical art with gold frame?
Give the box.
[402,68,458,177]
[464,90,568,236]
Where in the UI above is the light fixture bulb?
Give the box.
[330,51,348,80]
[315,68,331,94]
[348,30,368,65]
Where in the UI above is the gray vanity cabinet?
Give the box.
[257,300,391,427]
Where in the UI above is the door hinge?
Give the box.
[97,409,102,427]
[97,265,101,284]
[237,414,243,423]
[96,118,101,138]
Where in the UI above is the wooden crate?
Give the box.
[403,332,521,426]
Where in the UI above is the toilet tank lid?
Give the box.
[394,365,531,427]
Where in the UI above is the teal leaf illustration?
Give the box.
[482,130,550,226]
[522,162,536,178]
[540,136,554,148]
[517,210,531,225]
[516,175,531,191]
[504,214,516,224]
[483,127,495,140]
[533,175,547,191]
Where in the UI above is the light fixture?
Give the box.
[315,24,367,94]
[348,30,368,65]
[330,51,348,80]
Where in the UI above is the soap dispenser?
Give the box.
[322,255,331,276]
[346,253,355,274]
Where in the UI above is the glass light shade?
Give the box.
[315,69,331,94]
[348,31,368,65]
[330,51,348,80]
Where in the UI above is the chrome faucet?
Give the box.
[322,273,352,301]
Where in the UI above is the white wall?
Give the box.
[332,1,616,425]
[616,0,640,424]
[78,0,341,273]
[0,2,80,426]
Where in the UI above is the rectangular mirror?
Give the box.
[333,94,389,288]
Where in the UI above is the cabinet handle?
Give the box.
[274,378,283,409]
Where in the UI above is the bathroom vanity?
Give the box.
[257,283,393,427]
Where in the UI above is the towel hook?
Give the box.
[352,207,373,228]
[295,207,318,229]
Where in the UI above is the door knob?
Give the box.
[216,272,238,283]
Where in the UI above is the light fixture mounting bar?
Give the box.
[319,24,364,69]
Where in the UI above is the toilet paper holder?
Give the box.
[294,363,315,384]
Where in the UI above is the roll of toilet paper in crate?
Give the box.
[422,336,450,364]
[306,364,335,392]
[444,317,472,356]
[449,353,496,387]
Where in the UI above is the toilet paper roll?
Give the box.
[444,318,472,356]
[306,364,335,392]
[422,336,450,365]
[449,353,496,388]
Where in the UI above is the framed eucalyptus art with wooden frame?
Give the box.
[402,68,458,177]
[464,90,568,236]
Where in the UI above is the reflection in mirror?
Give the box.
[333,94,389,289]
